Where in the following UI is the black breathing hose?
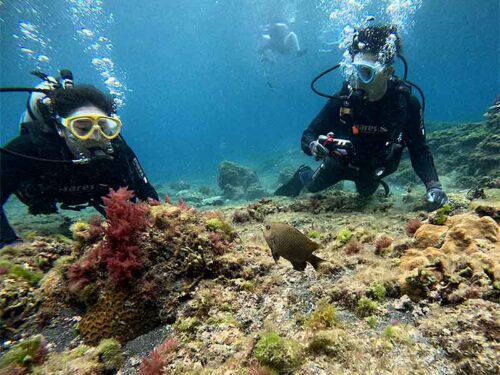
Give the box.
[310,64,342,100]
[0,147,76,164]
[309,55,426,113]
[0,87,52,94]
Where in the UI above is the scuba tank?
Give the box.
[19,69,74,134]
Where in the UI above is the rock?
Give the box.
[394,295,414,312]
[475,205,500,222]
[201,196,225,206]
[175,190,204,204]
[389,120,499,189]
[218,161,258,189]
[221,184,242,199]
[468,134,500,177]
[470,188,500,223]
[245,183,267,200]
[483,95,499,126]
[169,180,191,191]
[420,299,500,374]
[217,161,265,200]
[277,167,295,185]
[414,224,448,248]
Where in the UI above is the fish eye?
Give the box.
[265,224,271,230]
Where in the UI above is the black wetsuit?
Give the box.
[300,79,441,195]
[0,121,158,244]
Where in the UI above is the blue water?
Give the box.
[1,0,498,184]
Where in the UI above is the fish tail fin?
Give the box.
[309,254,325,271]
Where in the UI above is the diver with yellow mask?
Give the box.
[0,70,158,248]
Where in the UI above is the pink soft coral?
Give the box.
[67,187,150,289]
[138,339,178,375]
[98,187,150,285]
[67,257,97,293]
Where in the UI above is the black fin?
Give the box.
[274,165,309,197]
[290,260,307,271]
[308,254,325,271]
[380,180,390,197]
[272,252,280,263]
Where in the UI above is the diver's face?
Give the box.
[58,105,113,158]
[59,106,108,144]
[352,52,394,102]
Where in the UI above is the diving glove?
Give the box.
[425,187,449,207]
[309,140,329,159]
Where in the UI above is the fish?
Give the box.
[263,222,325,271]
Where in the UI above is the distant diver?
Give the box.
[275,25,449,208]
[258,22,307,65]
[0,70,159,249]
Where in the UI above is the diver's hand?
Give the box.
[0,237,23,250]
[309,140,329,160]
[425,188,449,207]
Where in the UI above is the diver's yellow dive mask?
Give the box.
[59,114,122,140]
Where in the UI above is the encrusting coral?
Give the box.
[400,213,499,302]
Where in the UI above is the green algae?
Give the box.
[365,316,378,329]
[9,265,43,285]
[0,336,44,369]
[369,283,387,301]
[205,217,235,237]
[383,325,413,345]
[430,204,453,225]
[308,230,320,239]
[304,300,337,330]
[254,332,302,372]
[307,329,354,358]
[30,339,123,374]
[96,338,123,369]
[53,233,73,245]
[336,228,352,245]
[356,297,378,317]
[174,316,201,333]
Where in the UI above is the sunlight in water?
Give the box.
[66,0,127,108]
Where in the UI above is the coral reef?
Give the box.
[2,123,499,375]
[0,239,72,342]
[400,213,499,303]
[41,188,243,345]
[390,121,500,188]
[419,299,499,374]
[0,337,122,375]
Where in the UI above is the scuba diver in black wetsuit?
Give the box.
[275,25,448,208]
[0,70,159,248]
